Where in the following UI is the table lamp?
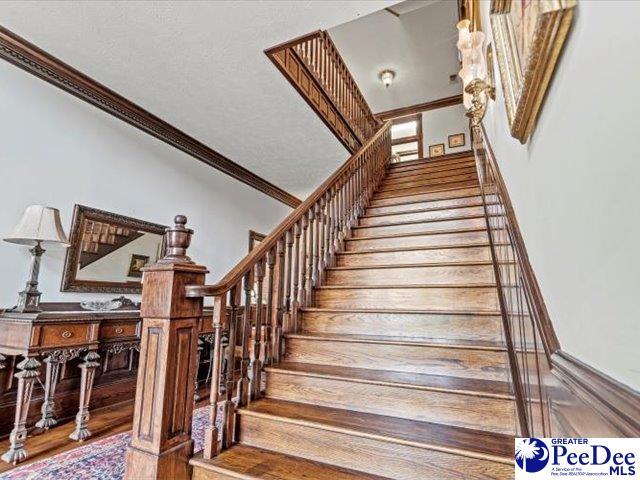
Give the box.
[4,205,70,313]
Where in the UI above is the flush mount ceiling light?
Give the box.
[379,69,396,88]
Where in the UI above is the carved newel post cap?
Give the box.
[158,215,194,264]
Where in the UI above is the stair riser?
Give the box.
[373,180,480,200]
[326,264,495,286]
[352,217,486,238]
[378,172,478,192]
[337,246,491,266]
[383,165,478,184]
[299,311,503,341]
[370,187,481,206]
[388,157,474,174]
[264,372,516,434]
[192,470,237,480]
[345,230,489,251]
[360,205,485,226]
[366,195,482,215]
[285,338,509,380]
[238,414,513,480]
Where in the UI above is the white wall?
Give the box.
[0,62,291,308]
[480,0,640,390]
[422,104,470,156]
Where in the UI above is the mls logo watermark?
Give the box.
[515,438,639,479]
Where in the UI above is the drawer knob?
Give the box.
[115,327,124,334]
[61,330,73,339]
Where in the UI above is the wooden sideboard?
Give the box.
[0,303,218,464]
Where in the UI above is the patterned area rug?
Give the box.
[0,406,209,480]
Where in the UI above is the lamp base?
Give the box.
[11,242,45,313]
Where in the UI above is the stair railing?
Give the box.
[182,122,390,461]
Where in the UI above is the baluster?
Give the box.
[203,293,226,459]
[264,247,276,366]
[237,270,254,407]
[318,197,326,283]
[273,238,286,363]
[222,282,241,449]
[322,191,331,270]
[299,216,309,308]
[292,222,301,330]
[251,259,265,400]
[312,203,321,287]
[284,229,294,332]
[305,209,315,305]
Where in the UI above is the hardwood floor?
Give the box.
[192,153,517,479]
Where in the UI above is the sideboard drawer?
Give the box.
[100,321,139,340]
[40,324,93,348]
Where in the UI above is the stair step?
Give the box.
[352,216,486,238]
[378,172,478,192]
[366,194,482,214]
[388,155,473,172]
[191,445,385,480]
[360,204,485,225]
[325,262,495,285]
[284,333,508,381]
[336,244,492,266]
[383,164,478,184]
[370,186,481,206]
[373,180,480,200]
[345,229,489,251]
[298,307,503,341]
[237,399,513,480]
[264,362,515,434]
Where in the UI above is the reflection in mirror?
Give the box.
[61,205,167,293]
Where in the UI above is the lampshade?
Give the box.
[4,205,70,246]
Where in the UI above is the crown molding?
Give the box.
[0,26,301,208]
[376,94,464,121]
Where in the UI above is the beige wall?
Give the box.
[0,63,291,307]
[480,0,640,389]
[422,104,470,156]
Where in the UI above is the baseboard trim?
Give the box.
[552,351,640,437]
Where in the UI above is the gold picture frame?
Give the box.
[490,0,576,143]
[429,144,445,157]
[448,133,466,148]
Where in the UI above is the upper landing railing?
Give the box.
[266,30,380,153]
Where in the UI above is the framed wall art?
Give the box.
[429,143,445,157]
[448,133,466,148]
[490,0,576,143]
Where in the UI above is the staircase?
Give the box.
[191,153,516,479]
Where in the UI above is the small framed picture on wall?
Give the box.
[448,133,466,148]
[429,143,445,157]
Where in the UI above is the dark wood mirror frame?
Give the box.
[61,205,168,294]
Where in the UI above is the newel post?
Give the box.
[125,215,208,480]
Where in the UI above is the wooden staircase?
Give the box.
[191,153,516,479]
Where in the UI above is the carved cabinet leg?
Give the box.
[69,351,100,441]
[1,356,40,465]
[35,355,62,429]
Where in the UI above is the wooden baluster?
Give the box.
[251,259,265,400]
[264,247,276,366]
[202,293,226,459]
[125,216,206,479]
[299,216,309,308]
[322,192,331,270]
[222,282,241,449]
[312,204,321,288]
[292,222,301,331]
[284,229,294,333]
[305,209,315,305]
[317,197,326,284]
[237,270,254,407]
[329,187,338,262]
[273,238,286,363]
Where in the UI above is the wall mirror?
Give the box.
[61,205,167,293]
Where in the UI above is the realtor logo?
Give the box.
[516,438,550,473]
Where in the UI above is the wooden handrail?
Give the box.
[185,121,391,298]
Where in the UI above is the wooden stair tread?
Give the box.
[338,243,491,254]
[240,399,513,462]
[191,445,387,480]
[346,226,487,241]
[284,333,506,351]
[363,200,486,217]
[369,192,481,207]
[266,362,513,398]
[353,213,486,228]
[317,283,497,289]
[301,307,502,316]
[327,261,493,271]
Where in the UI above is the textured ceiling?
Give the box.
[0,1,396,199]
[329,0,461,113]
